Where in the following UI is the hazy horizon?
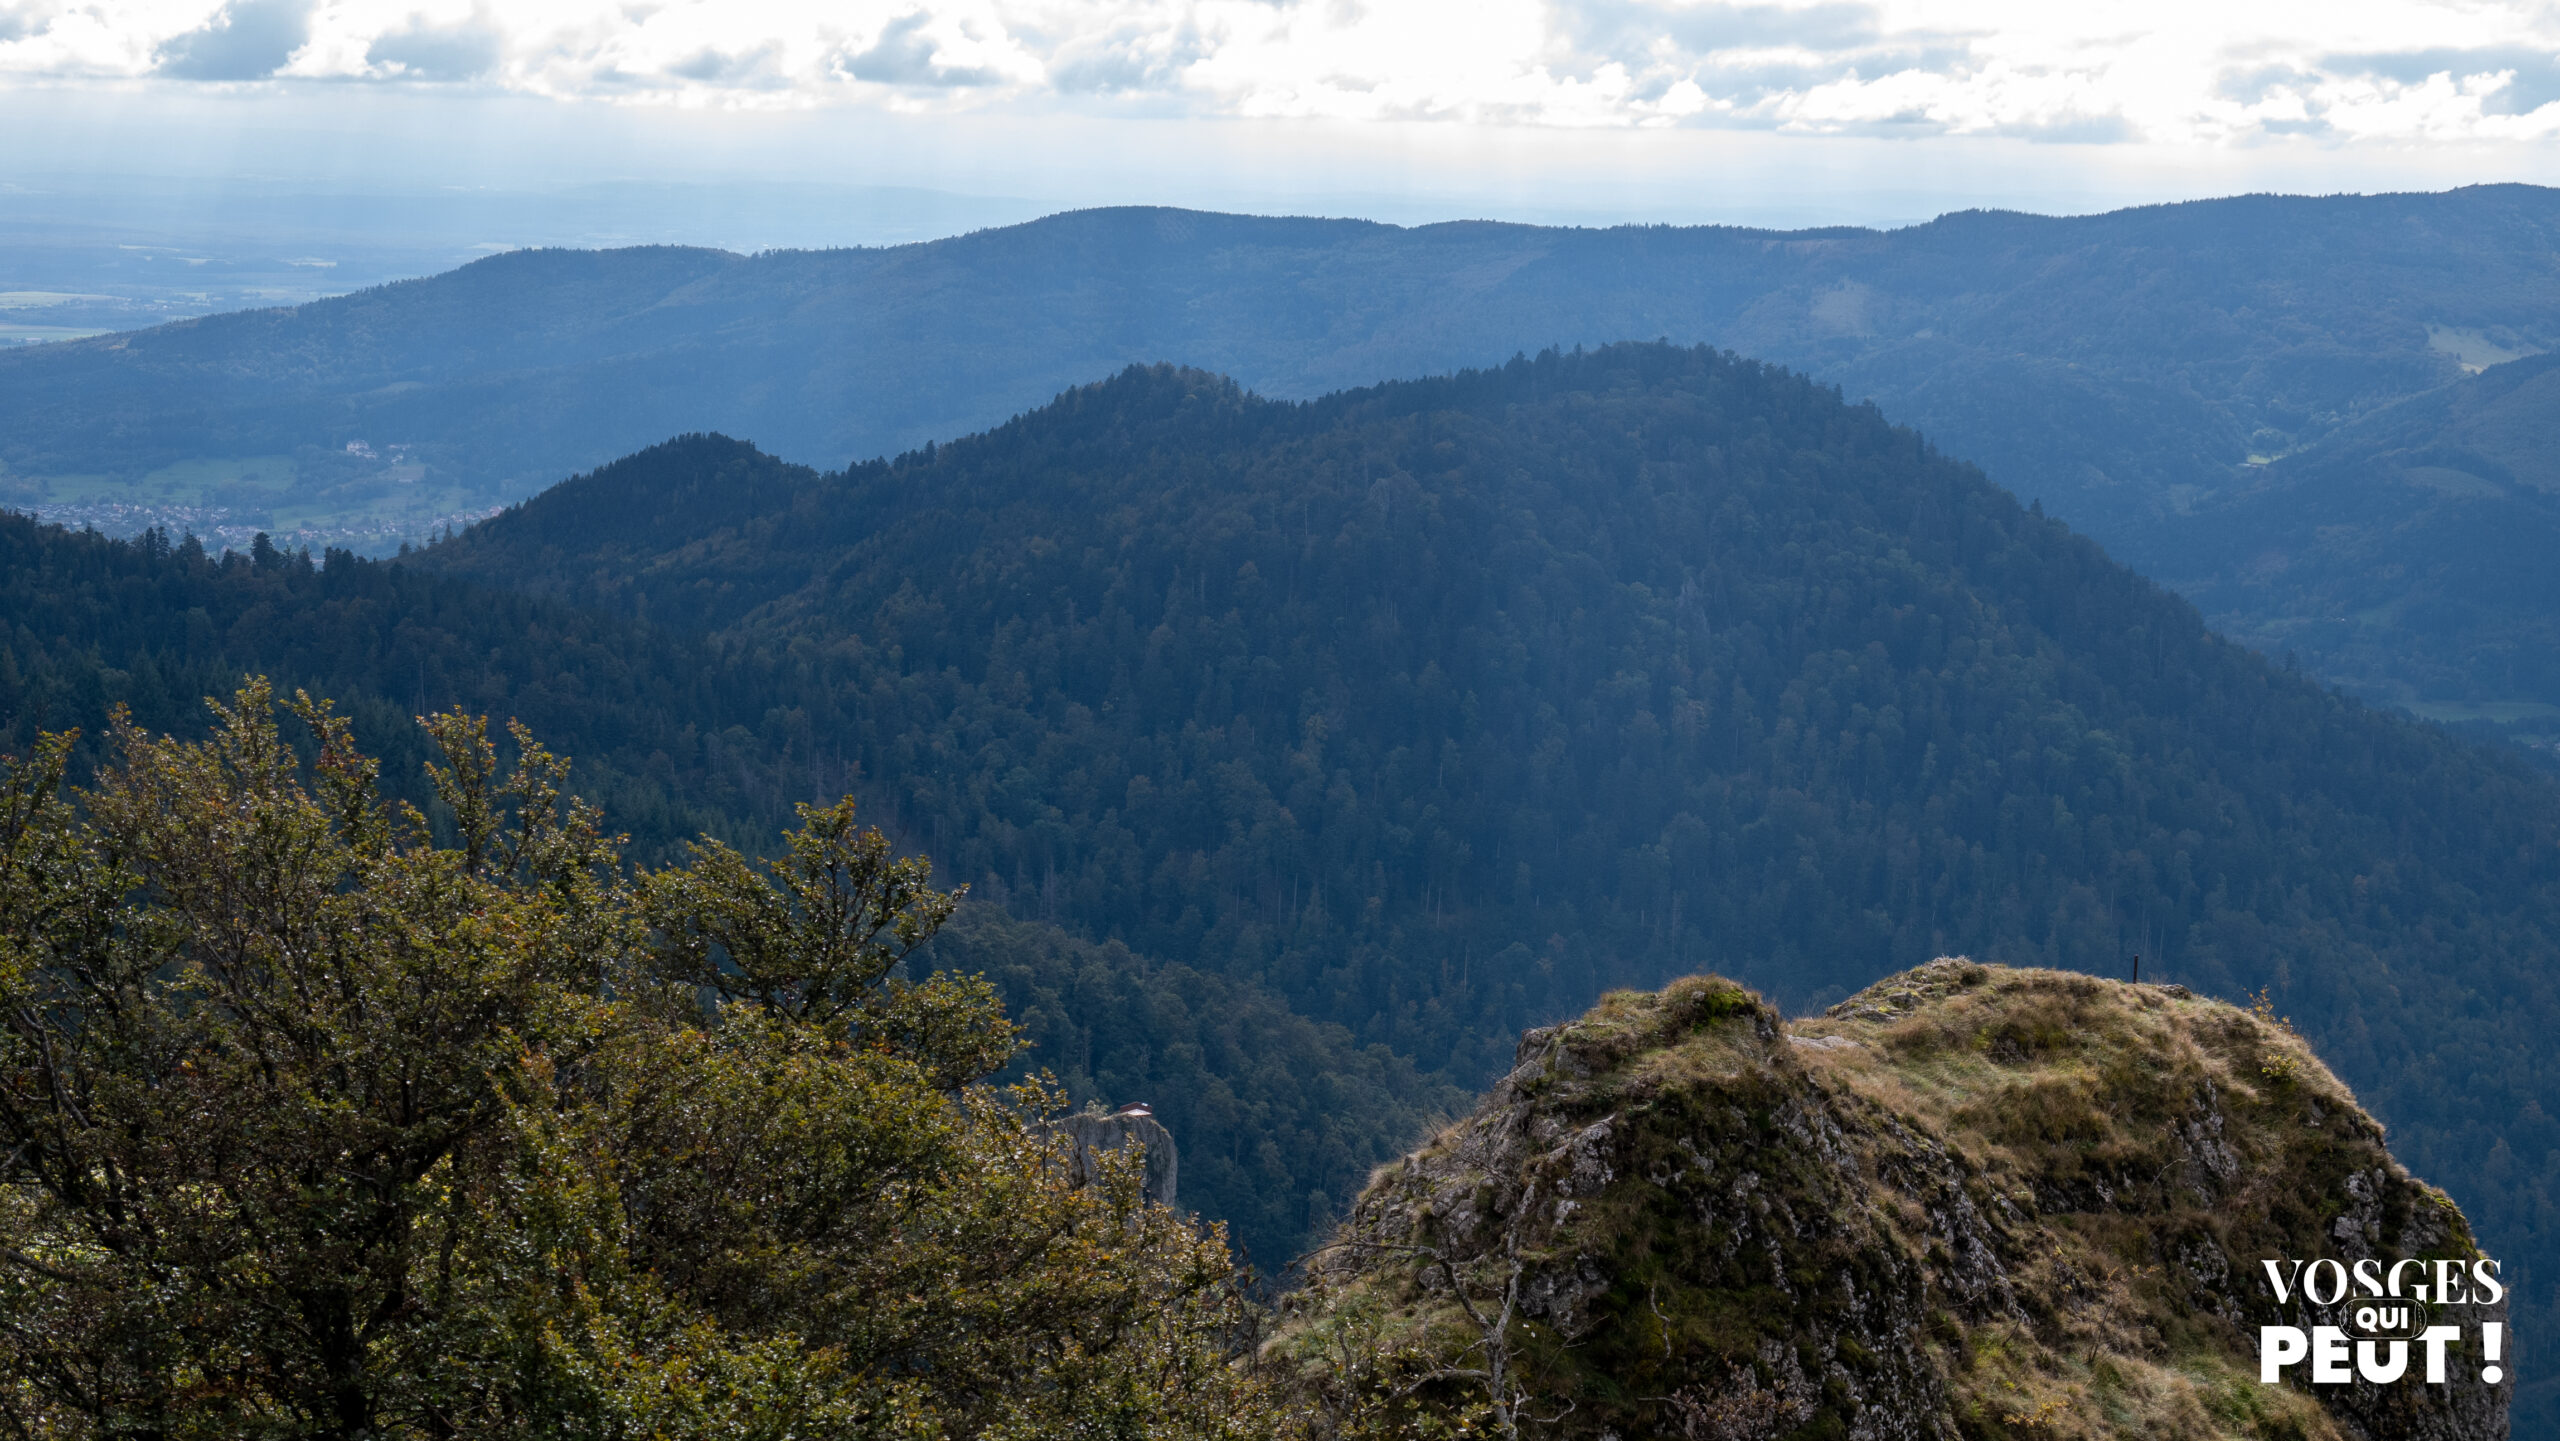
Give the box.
[8,0,2558,340]
[10,133,2552,345]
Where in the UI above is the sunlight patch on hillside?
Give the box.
[2426,323,2541,373]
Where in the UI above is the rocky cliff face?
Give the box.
[1059,1107,1180,1208]
[1272,962,2505,1440]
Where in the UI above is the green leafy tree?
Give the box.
[0,682,1275,1440]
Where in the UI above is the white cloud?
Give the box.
[1,0,2555,146]
[155,0,312,79]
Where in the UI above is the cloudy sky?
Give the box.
[4,0,2557,230]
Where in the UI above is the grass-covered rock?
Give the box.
[1273,962,2505,1440]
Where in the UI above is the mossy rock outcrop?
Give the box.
[1272,961,2505,1440]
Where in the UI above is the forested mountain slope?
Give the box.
[2158,349,2560,728]
[0,513,1459,1271]
[428,345,2560,1414]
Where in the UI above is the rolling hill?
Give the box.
[11,189,2553,538]
[5,186,2555,670]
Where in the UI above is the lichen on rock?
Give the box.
[1270,961,2506,1440]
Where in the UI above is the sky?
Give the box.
[2,0,2557,238]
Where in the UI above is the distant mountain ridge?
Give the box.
[9,185,2556,716]
[4,187,2551,540]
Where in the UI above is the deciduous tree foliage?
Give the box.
[0,682,1268,1440]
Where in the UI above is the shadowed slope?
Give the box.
[2163,351,2560,725]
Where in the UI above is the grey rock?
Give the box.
[1057,1108,1178,1208]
